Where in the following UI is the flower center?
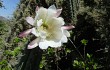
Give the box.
[42,23,48,29]
[36,21,50,39]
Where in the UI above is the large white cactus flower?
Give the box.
[19,5,75,49]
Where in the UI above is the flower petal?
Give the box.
[26,17,34,25]
[39,41,49,49]
[46,9,56,21]
[39,30,47,39]
[48,5,62,17]
[46,5,57,21]
[37,19,43,27]
[47,28,63,42]
[37,7,47,21]
[61,35,68,43]
[47,41,61,47]
[35,13,38,20]
[48,5,56,10]
[36,6,39,11]
[62,25,75,30]
[46,17,64,41]
[31,28,39,36]
[28,38,41,49]
[19,29,32,37]
[63,30,70,37]
[55,9,62,17]
[47,17,65,28]
[58,17,65,25]
[54,29,63,41]
[35,6,39,21]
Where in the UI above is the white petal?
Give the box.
[28,38,41,49]
[46,9,56,21]
[35,13,38,20]
[31,28,39,36]
[19,29,32,37]
[37,19,43,27]
[61,35,68,43]
[53,29,63,42]
[58,17,65,25]
[47,17,65,28]
[39,30,47,39]
[34,14,39,26]
[26,17,34,25]
[47,41,61,47]
[37,7,48,20]
[46,28,63,42]
[48,5,62,17]
[55,9,62,17]
[53,17,65,25]
[48,5,56,10]
[46,17,65,41]
[39,41,49,49]
[46,5,57,21]
[63,30,70,37]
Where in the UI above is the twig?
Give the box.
[68,38,84,60]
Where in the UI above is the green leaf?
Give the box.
[74,60,79,65]
[13,47,21,56]
[4,50,13,56]
[81,39,88,46]
[87,53,91,58]
[93,63,98,69]
[0,60,7,65]
[66,48,71,53]
[14,37,21,43]
[39,63,43,68]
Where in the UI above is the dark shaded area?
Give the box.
[16,45,43,70]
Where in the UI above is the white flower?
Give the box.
[19,5,75,49]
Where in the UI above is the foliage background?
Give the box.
[0,0,110,70]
